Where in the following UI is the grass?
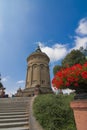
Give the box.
[33,94,76,130]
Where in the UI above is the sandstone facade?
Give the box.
[16,46,52,96]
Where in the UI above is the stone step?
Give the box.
[0,109,28,112]
[0,117,28,123]
[0,97,31,102]
[0,101,29,102]
[0,114,29,119]
[0,103,28,109]
[0,107,28,109]
[0,97,30,130]
[0,102,28,104]
[0,102,29,104]
[0,109,28,111]
[1,127,29,130]
[0,105,28,107]
[0,106,28,109]
[0,103,29,105]
[0,111,28,115]
[0,121,29,128]
[0,104,29,106]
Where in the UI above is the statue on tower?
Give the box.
[35,45,41,52]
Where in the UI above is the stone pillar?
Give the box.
[70,100,87,130]
[25,66,29,88]
[26,65,33,88]
[38,64,41,85]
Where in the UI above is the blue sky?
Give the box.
[0,0,87,95]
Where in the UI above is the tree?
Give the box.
[80,46,87,59]
[62,49,86,67]
[53,65,62,75]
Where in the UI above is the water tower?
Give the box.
[23,46,52,96]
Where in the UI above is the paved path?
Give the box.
[29,96,44,130]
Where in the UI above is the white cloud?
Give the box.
[1,76,9,82]
[36,18,87,63]
[38,42,68,62]
[16,80,25,84]
[73,36,87,50]
[76,17,87,36]
[72,17,87,50]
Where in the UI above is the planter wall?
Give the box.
[70,100,87,130]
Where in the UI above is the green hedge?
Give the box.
[33,94,76,130]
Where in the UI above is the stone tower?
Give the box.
[21,46,52,96]
[26,46,50,88]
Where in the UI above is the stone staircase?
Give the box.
[0,97,31,130]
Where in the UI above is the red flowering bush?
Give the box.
[52,62,87,91]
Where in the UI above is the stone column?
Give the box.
[25,66,29,88]
[38,64,41,85]
[26,65,33,88]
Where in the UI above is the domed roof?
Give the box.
[27,45,50,61]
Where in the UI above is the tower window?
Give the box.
[42,80,45,84]
[40,64,44,69]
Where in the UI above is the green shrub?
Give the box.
[33,94,76,130]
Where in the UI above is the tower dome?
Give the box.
[27,45,50,64]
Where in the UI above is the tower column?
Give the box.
[38,64,41,85]
[26,65,33,88]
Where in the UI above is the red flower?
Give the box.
[81,71,87,79]
[65,82,70,87]
[52,62,87,90]
[74,83,79,87]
